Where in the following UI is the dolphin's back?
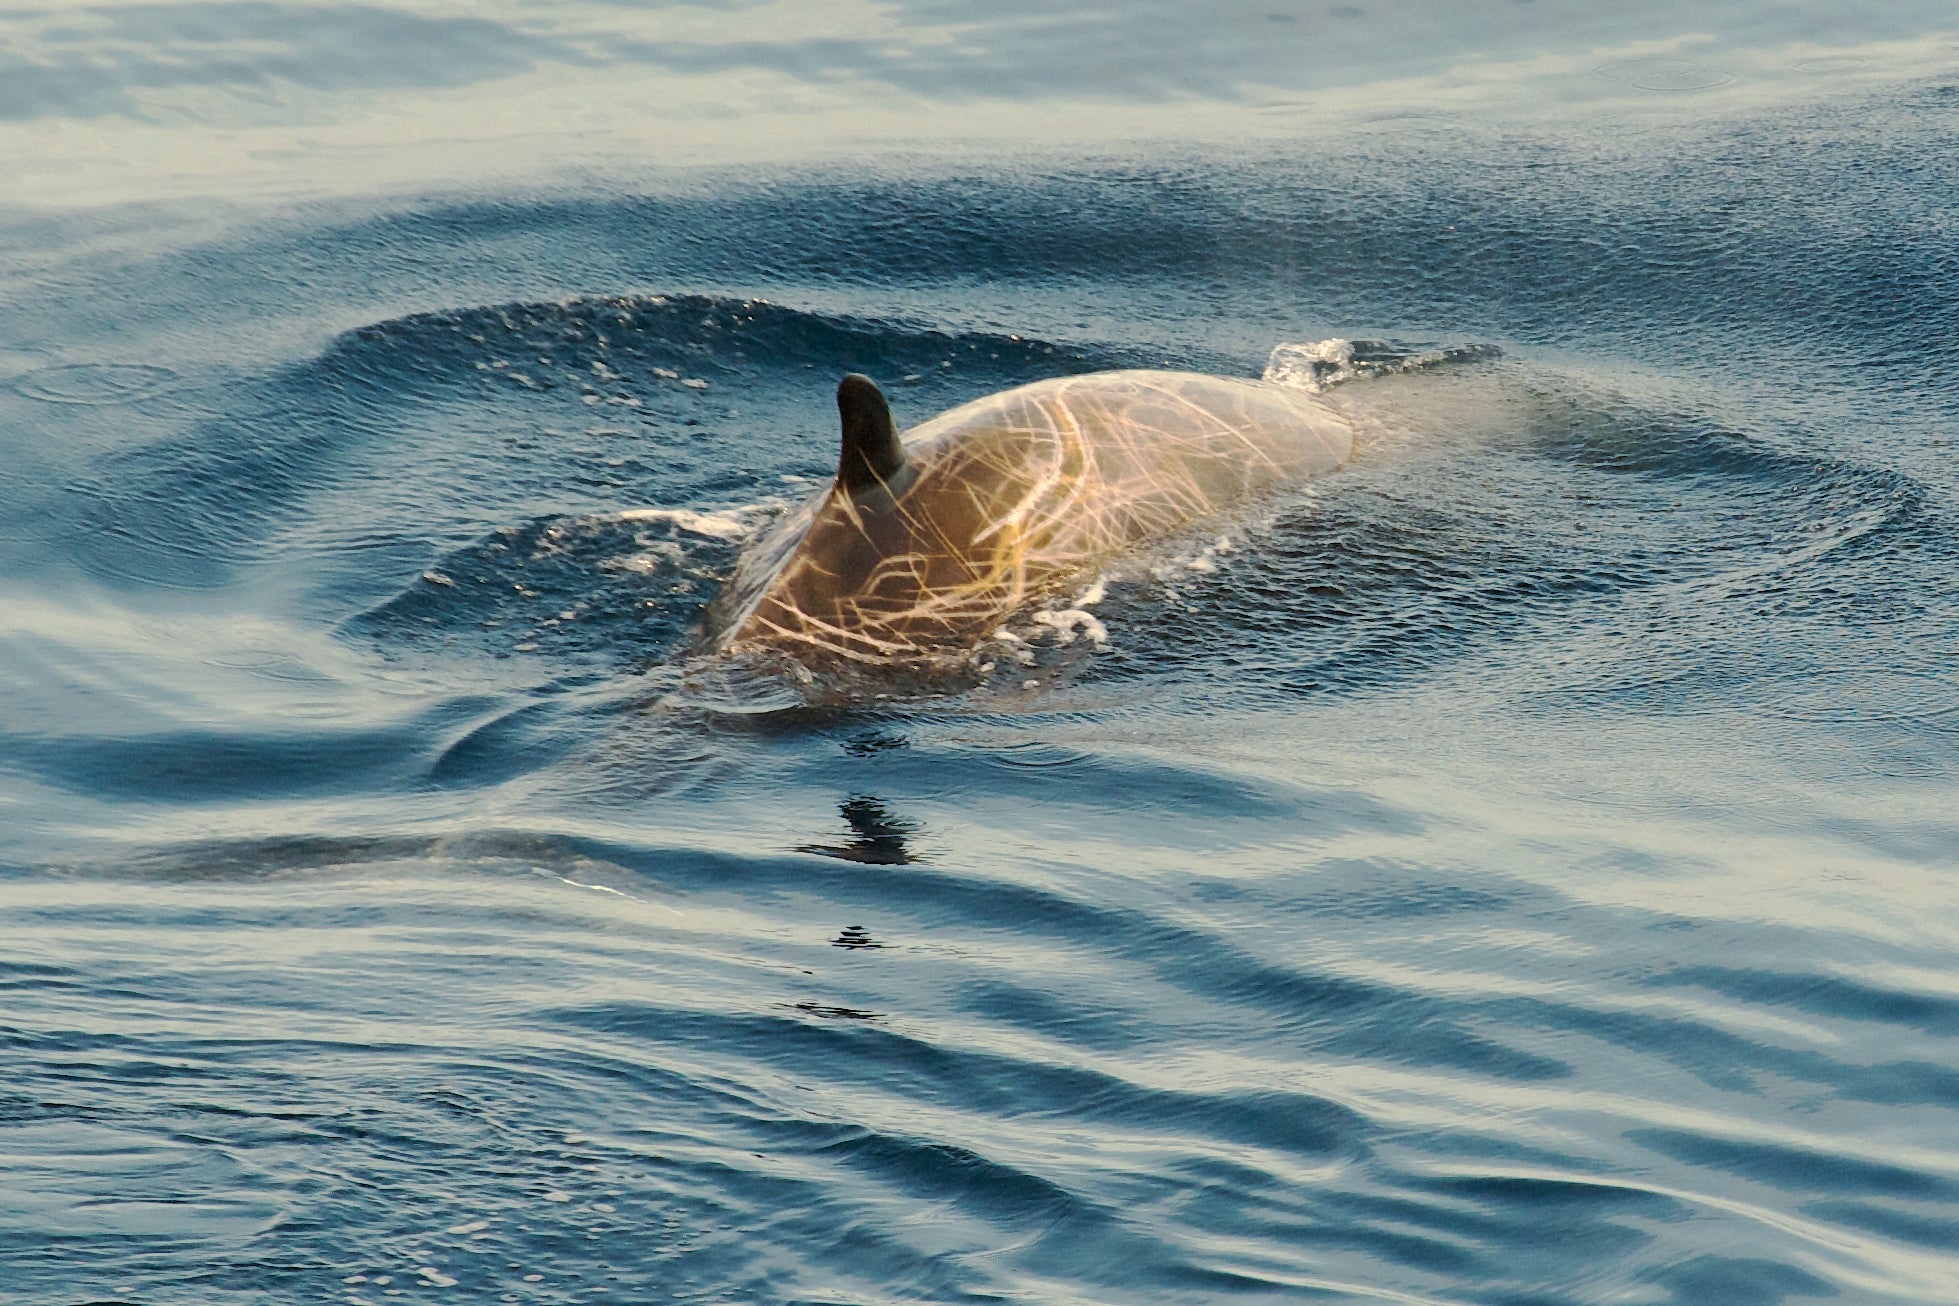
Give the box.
[711,370,1352,663]
[902,370,1351,559]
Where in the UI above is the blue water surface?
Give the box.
[3,3,1958,1304]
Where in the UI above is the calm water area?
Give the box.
[2,3,1958,1303]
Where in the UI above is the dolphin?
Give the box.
[705,369,1355,667]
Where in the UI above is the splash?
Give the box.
[1265,338,1504,392]
[608,505,773,543]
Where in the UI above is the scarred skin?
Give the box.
[705,369,1354,667]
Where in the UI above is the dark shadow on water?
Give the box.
[798,795,922,866]
[830,924,887,950]
[788,1002,882,1021]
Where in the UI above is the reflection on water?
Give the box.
[4,0,1956,203]
[830,923,889,950]
[799,796,923,866]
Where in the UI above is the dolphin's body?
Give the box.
[706,369,1354,666]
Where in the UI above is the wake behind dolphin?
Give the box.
[706,363,1373,670]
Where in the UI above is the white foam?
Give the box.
[1262,338,1357,392]
[610,507,757,541]
[1031,608,1109,647]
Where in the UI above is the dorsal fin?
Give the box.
[835,374,908,496]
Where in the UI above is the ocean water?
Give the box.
[4,3,1959,1303]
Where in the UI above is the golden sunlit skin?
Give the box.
[706,369,1354,668]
